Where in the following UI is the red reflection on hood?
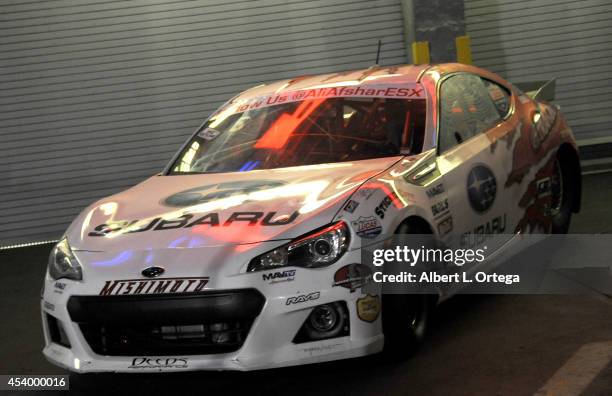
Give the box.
[190,222,270,245]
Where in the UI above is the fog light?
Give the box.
[293,301,349,343]
[309,305,338,332]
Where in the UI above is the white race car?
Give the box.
[42,63,581,372]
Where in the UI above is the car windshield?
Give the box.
[169,95,426,174]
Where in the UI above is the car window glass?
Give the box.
[170,97,427,174]
[483,79,512,117]
[439,74,501,153]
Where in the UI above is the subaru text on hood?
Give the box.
[41,63,580,372]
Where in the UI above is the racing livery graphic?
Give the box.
[41,63,580,372]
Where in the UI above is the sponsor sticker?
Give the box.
[225,84,426,115]
[128,357,188,369]
[53,282,66,294]
[437,215,453,236]
[262,269,296,284]
[375,192,398,219]
[343,200,359,213]
[333,264,373,292]
[98,277,209,296]
[426,183,445,198]
[431,198,449,218]
[286,291,320,305]
[352,216,382,239]
[356,294,380,322]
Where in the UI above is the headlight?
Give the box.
[247,221,349,272]
[48,238,82,281]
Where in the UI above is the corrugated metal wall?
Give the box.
[0,0,408,246]
[465,0,612,142]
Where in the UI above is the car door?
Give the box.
[435,73,514,254]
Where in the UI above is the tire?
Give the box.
[550,153,575,234]
[382,293,432,359]
[382,221,435,359]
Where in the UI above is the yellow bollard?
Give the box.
[456,35,472,65]
[411,41,430,65]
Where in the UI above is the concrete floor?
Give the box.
[1,172,611,395]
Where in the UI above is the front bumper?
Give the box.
[41,250,383,372]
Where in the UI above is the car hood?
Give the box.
[66,157,403,252]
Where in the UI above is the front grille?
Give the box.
[67,289,265,356]
[79,320,252,356]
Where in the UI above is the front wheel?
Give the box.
[382,221,435,359]
[382,294,432,359]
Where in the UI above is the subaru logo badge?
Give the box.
[141,266,164,278]
[467,164,497,213]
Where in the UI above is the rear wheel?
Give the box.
[382,221,435,359]
[550,153,575,234]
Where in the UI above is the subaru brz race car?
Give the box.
[42,63,581,372]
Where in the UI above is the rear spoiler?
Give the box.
[514,78,556,102]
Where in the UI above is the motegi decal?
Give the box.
[286,292,320,305]
[467,165,497,213]
[129,357,188,369]
[262,269,296,284]
[99,277,209,296]
[88,211,299,236]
